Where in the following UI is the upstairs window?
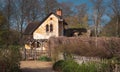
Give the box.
[46,24,49,32]
[50,24,53,32]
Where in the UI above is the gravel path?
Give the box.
[20,61,53,72]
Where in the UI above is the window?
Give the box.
[46,24,49,32]
[50,17,53,20]
[50,24,53,32]
[46,24,53,32]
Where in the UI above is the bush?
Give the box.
[0,45,21,72]
[53,60,115,72]
[62,60,81,72]
[79,61,111,72]
[38,56,51,61]
[53,60,80,72]
[53,60,65,71]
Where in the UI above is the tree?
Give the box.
[0,10,20,46]
[0,0,16,46]
[0,12,6,27]
[59,2,74,17]
[100,0,120,37]
[43,0,59,15]
[0,11,8,46]
[64,3,89,29]
[65,16,80,28]
[90,0,106,37]
[110,0,120,37]
[8,0,43,45]
[75,3,89,29]
[101,16,120,37]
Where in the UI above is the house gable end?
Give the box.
[33,13,60,39]
[24,13,60,35]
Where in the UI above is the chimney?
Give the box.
[56,8,62,16]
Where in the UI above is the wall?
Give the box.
[33,14,59,39]
[59,21,64,36]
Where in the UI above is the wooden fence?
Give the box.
[21,48,50,60]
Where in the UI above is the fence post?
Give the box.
[48,40,51,58]
[24,48,26,60]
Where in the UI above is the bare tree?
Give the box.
[43,0,59,15]
[90,0,106,37]
[3,0,15,31]
[21,0,42,22]
[75,3,89,29]
[60,2,74,17]
[110,0,120,37]
[90,0,106,48]
[1,0,15,46]
[13,0,43,40]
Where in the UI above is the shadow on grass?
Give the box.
[21,67,53,72]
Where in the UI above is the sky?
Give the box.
[57,0,93,15]
[57,0,90,4]
[57,0,92,7]
[57,0,110,25]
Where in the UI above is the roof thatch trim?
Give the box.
[24,22,41,35]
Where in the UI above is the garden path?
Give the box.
[20,61,53,72]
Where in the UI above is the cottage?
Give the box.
[24,9,67,50]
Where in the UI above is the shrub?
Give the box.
[53,60,115,72]
[79,61,111,72]
[0,45,21,72]
[79,62,97,72]
[62,60,81,72]
[52,60,65,71]
[53,60,80,72]
[38,56,51,61]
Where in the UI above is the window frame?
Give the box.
[46,24,49,32]
[50,24,53,32]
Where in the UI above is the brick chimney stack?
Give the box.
[56,8,62,16]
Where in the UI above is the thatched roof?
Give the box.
[65,28,87,37]
[24,22,41,35]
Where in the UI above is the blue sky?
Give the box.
[57,0,92,6]
[57,0,89,4]
[57,0,110,25]
[57,0,93,14]
[57,0,93,16]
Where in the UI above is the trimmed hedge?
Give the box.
[49,37,120,58]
